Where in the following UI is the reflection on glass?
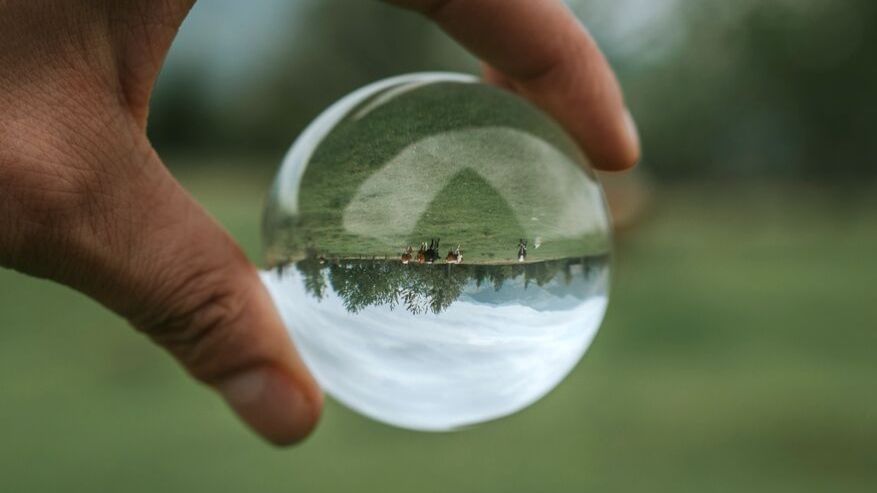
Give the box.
[262,73,612,430]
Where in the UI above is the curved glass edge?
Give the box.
[269,72,480,219]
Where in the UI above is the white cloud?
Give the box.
[262,267,609,431]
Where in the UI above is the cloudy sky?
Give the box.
[262,265,609,431]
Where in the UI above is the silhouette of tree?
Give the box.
[294,256,327,301]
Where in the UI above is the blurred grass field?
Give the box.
[1,165,875,492]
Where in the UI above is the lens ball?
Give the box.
[262,73,611,431]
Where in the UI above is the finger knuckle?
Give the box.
[138,262,251,384]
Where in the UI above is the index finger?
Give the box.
[388,0,640,171]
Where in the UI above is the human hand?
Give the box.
[0,0,638,446]
[0,0,320,445]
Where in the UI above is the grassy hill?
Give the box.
[263,80,611,265]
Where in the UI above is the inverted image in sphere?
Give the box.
[262,73,611,431]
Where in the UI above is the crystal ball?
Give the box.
[261,73,611,431]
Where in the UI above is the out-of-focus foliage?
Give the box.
[576,0,877,180]
[149,0,877,180]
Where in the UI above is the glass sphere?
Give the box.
[261,73,611,431]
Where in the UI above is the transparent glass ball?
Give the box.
[261,73,611,431]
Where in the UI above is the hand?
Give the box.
[0,0,639,445]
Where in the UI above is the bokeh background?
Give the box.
[1,0,875,491]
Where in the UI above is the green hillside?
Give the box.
[263,81,610,265]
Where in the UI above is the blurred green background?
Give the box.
[1,0,875,491]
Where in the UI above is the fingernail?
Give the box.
[218,367,321,445]
[218,368,267,406]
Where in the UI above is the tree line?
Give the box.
[286,255,609,315]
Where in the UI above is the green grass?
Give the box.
[1,168,876,493]
[263,82,610,265]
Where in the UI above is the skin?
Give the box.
[0,0,639,446]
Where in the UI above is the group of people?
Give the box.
[399,238,530,264]
[401,239,462,265]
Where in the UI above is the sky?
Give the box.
[162,0,302,96]
[262,265,609,431]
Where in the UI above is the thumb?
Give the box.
[119,159,323,446]
[2,137,322,445]
[136,253,324,446]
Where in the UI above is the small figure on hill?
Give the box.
[518,239,527,262]
[416,242,427,264]
[425,238,441,264]
[446,245,463,264]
